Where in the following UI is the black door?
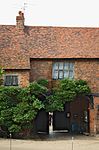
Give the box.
[53,103,70,131]
[70,96,89,133]
[35,109,49,133]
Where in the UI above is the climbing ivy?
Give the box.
[45,79,91,112]
[0,78,91,137]
[0,68,4,85]
[0,82,46,137]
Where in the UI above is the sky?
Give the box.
[0,0,99,27]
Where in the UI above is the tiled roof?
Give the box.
[0,25,30,69]
[0,25,99,69]
[28,26,99,58]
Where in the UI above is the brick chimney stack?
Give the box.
[16,11,25,29]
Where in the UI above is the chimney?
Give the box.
[16,11,25,29]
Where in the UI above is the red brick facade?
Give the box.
[30,59,99,93]
[94,97,99,133]
[74,59,99,93]
[89,97,99,135]
[3,70,30,87]
[0,11,99,135]
[30,59,52,88]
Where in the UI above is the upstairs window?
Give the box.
[4,75,18,86]
[52,62,74,79]
[97,105,99,111]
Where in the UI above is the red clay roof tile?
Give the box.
[0,25,99,69]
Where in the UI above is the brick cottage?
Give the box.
[0,11,99,135]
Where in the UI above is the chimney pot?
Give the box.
[16,11,25,29]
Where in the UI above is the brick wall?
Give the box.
[30,59,52,88]
[30,58,99,135]
[75,59,99,93]
[89,109,95,135]
[89,97,99,135]
[94,97,99,133]
[30,58,99,93]
[4,70,30,87]
[4,59,98,134]
[16,11,24,29]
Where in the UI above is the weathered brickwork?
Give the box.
[30,59,99,93]
[74,59,99,93]
[94,97,99,133]
[30,59,52,88]
[0,11,99,135]
[89,97,99,135]
[1,12,99,69]
[89,109,95,135]
[30,59,99,134]
[16,11,24,29]
[4,70,30,87]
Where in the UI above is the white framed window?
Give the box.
[4,75,18,86]
[52,62,74,79]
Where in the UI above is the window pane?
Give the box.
[64,70,69,78]
[5,76,12,86]
[12,76,18,86]
[5,75,18,86]
[53,63,58,70]
[59,62,63,70]
[64,63,69,70]
[59,70,63,79]
[69,63,74,70]
[53,70,58,79]
[52,62,74,80]
[69,70,74,79]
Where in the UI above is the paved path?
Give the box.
[0,135,99,150]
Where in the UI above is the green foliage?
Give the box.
[60,79,90,95]
[0,87,21,110]
[8,124,21,133]
[37,79,48,87]
[0,87,21,134]
[74,80,91,94]
[0,82,45,135]
[0,68,4,85]
[45,79,91,112]
[32,98,44,110]
[29,81,48,97]
[45,94,64,112]
[13,102,34,123]
[0,68,4,77]
[0,78,91,136]
[13,99,44,124]
[59,79,91,97]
